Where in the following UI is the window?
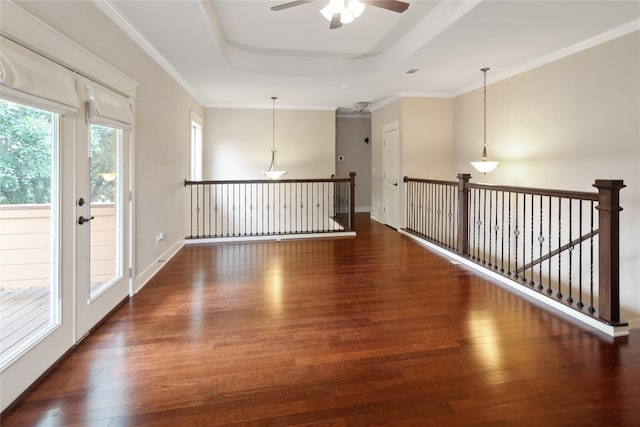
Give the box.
[88,124,123,299]
[190,112,203,181]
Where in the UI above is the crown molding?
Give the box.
[94,0,205,105]
[207,103,337,111]
[369,91,452,112]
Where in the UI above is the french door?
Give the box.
[0,75,132,411]
[75,77,131,340]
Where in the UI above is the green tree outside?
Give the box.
[0,99,54,205]
[0,100,119,205]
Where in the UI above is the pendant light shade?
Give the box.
[262,96,287,180]
[470,67,499,174]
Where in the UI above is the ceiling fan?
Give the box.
[337,101,371,115]
[271,0,410,29]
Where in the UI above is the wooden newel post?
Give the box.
[349,172,356,231]
[457,173,471,256]
[593,179,625,325]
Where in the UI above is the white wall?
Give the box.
[453,31,640,325]
[336,116,372,212]
[402,98,454,179]
[203,107,335,180]
[14,1,204,289]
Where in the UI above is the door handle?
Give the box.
[78,216,95,225]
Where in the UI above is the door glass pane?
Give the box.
[89,125,122,299]
[0,99,59,366]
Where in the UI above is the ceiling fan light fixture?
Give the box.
[340,8,355,24]
[348,0,365,18]
[321,0,365,24]
[321,0,344,21]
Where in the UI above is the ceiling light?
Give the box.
[470,67,499,175]
[321,0,366,25]
[262,97,287,180]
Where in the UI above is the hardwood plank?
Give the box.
[2,214,639,426]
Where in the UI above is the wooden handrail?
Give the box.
[185,177,351,186]
[467,183,599,201]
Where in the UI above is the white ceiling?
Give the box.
[103,0,639,111]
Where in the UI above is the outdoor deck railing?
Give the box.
[404,174,626,327]
[185,173,356,239]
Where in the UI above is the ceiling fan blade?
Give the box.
[329,13,343,29]
[363,0,410,13]
[271,0,316,12]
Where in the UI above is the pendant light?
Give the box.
[262,96,287,180]
[470,67,499,174]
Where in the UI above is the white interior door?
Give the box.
[382,122,401,229]
[75,78,131,340]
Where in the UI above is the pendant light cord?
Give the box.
[481,67,489,159]
[483,69,486,147]
[272,96,277,152]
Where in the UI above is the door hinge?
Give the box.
[129,190,133,202]
[128,267,132,279]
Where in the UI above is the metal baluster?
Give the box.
[529,194,535,286]
[471,188,476,260]
[507,192,512,276]
[233,183,237,236]
[488,189,493,267]
[578,201,584,309]
[588,200,595,314]
[261,183,265,235]
[207,184,211,237]
[514,193,519,279]
[482,188,487,265]
[536,194,543,288]
[555,197,561,297]
[546,195,551,292]
[522,192,527,283]
[201,183,204,237]
[447,185,452,248]
[421,182,426,237]
[493,190,500,269]
[500,191,505,273]
[410,181,414,233]
[566,198,573,303]
[189,184,194,238]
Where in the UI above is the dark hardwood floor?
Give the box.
[3,214,640,426]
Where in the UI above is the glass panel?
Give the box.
[0,99,58,365]
[89,125,122,299]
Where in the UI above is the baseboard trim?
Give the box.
[133,239,184,295]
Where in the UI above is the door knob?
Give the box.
[78,216,95,225]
